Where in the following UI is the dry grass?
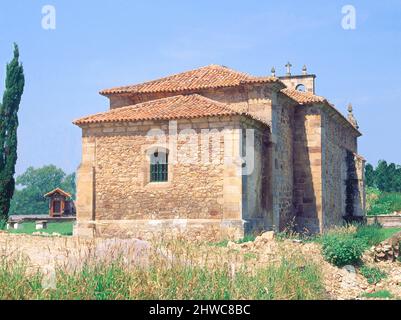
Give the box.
[0,234,326,300]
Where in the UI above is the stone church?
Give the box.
[73,64,365,240]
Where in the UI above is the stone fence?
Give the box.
[367,215,401,228]
[8,215,76,223]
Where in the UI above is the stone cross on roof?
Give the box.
[285,62,292,76]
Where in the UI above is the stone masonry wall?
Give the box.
[321,110,363,229]
[109,87,249,112]
[75,116,268,241]
[293,105,323,234]
[274,95,295,230]
[240,118,272,233]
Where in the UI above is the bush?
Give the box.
[322,233,365,267]
[368,200,393,215]
[359,266,387,285]
[355,224,385,248]
[366,188,401,216]
[362,290,393,299]
[355,224,401,248]
[321,224,401,267]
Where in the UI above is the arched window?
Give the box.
[296,84,306,92]
[150,149,168,182]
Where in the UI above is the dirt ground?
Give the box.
[0,231,400,300]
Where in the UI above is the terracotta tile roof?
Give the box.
[282,89,362,136]
[100,65,281,95]
[281,88,327,105]
[44,188,72,198]
[73,94,267,126]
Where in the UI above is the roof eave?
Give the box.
[310,101,362,137]
[99,78,286,97]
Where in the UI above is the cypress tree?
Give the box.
[0,43,25,226]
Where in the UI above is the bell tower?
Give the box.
[274,62,316,94]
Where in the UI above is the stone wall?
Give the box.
[279,75,316,94]
[291,103,365,234]
[108,86,250,112]
[274,95,295,230]
[75,116,269,240]
[293,105,322,233]
[321,109,364,228]
[240,118,272,233]
[367,215,401,228]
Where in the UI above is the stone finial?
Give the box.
[348,103,353,113]
[347,103,359,129]
[271,67,276,77]
[285,61,292,76]
[302,65,307,75]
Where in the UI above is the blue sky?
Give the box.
[0,0,400,176]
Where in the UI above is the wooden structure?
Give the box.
[44,188,75,217]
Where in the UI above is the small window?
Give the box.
[296,84,306,92]
[150,150,168,182]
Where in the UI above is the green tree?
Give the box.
[375,160,389,191]
[365,163,375,188]
[0,44,25,225]
[9,165,76,215]
[365,160,401,193]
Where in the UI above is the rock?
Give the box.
[240,242,253,250]
[373,237,400,262]
[254,231,275,245]
[342,265,356,274]
[227,241,237,249]
[260,231,275,241]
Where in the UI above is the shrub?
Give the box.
[368,200,393,215]
[366,187,401,216]
[355,224,401,248]
[359,266,387,284]
[322,233,365,267]
[379,193,401,213]
[321,224,401,267]
[366,187,381,212]
[355,224,385,248]
[362,290,393,299]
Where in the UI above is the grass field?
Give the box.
[7,221,74,236]
[1,221,400,300]
[0,242,327,300]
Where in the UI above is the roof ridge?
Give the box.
[281,88,361,136]
[281,88,327,104]
[99,64,281,96]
